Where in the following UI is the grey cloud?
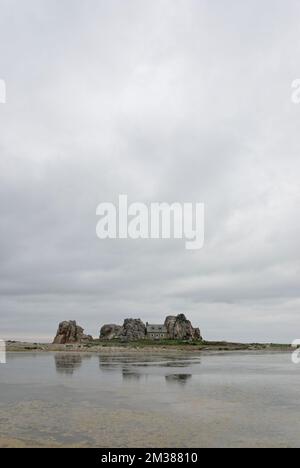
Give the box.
[0,0,300,342]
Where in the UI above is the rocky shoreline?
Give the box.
[5,314,294,354]
[5,340,293,353]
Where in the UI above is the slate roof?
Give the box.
[146,324,167,333]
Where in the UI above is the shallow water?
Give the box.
[0,351,299,447]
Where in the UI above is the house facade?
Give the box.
[146,323,168,340]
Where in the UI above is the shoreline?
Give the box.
[5,340,294,354]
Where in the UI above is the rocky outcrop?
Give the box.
[53,320,93,344]
[98,314,202,342]
[81,333,94,342]
[193,327,202,341]
[100,324,122,341]
[164,316,177,338]
[164,314,202,341]
[120,318,146,341]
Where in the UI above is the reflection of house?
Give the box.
[146,323,168,340]
[165,374,192,385]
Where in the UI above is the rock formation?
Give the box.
[53,320,93,344]
[120,318,146,341]
[164,314,202,341]
[100,324,122,341]
[164,316,177,338]
[99,314,202,342]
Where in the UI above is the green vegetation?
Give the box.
[83,338,205,348]
[82,339,292,351]
[6,339,293,353]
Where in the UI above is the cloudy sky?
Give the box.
[0,0,300,343]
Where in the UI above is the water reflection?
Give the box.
[3,352,300,448]
[55,354,91,375]
[97,354,198,384]
[122,369,142,381]
[165,374,192,385]
[54,353,200,383]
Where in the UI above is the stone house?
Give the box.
[146,323,168,340]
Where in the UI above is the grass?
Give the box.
[82,339,292,350]
[83,339,204,348]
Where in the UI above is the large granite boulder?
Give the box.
[164,314,202,341]
[164,316,177,338]
[120,318,146,341]
[193,327,202,340]
[53,320,93,344]
[100,324,122,341]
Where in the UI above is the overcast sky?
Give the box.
[0,0,300,342]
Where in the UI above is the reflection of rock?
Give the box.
[98,355,141,380]
[165,374,192,385]
[53,320,93,344]
[122,369,142,381]
[55,354,82,375]
[120,318,146,341]
[55,353,92,375]
[100,324,122,341]
[164,314,202,341]
[98,355,119,371]
[97,355,197,384]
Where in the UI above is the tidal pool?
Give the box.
[0,351,299,447]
